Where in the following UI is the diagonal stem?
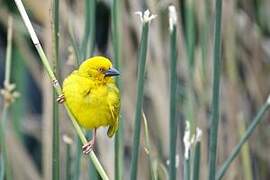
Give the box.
[13,0,109,179]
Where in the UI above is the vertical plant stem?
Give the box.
[169,5,178,180]
[65,143,72,180]
[217,102,270,180]
[184,0,196,133]
[185,0,195,70]
[130,21,149,180]
[1,17,14,180]
[82,0,95,60]
[208,0,223,179]
[68,22,80,66]
[52,0,60,179]
[13,0,109,179]
[0,105,10,180]
[112,0,123,179]
[73,138,82,180]
[192,142,201,180]
[87,132,98,180]
[184,156,190,180]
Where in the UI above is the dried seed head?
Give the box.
[135,9,157,24]
[0,82,20,106]
[169,5,177,32]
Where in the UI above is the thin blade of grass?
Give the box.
[184,155,190,180]
[52,0,60,179]
[192,142,201,180]
[0,17,15,180]
[168,5,178,180]
[112,0,124,179]
[73,137,82,180]
[81,0,96,60]
[208,0,223,179]
[130,15,150,180]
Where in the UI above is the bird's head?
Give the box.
[78,56,120,81]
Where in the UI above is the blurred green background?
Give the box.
[0,0,270,179]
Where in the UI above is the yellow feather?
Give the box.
[63,56,120,137]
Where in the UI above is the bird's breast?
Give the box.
[64,79,119,130]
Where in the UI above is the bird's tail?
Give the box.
[107,117,119,137]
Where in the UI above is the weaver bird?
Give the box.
[59,56,120,154]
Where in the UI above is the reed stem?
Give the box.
[112,0,124,179]
[208,0,223,179]
[52,0,60,179]
[169,5,178,180]
[192,142,201,180]
[13,0,109,179]
[130,20,150,180]
[0,17,14,180]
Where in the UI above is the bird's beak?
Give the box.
[105,67,120,77]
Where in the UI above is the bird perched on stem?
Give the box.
[59,56,120,154]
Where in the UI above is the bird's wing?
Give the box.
[107,84,120,138]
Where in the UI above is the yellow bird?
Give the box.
[60,56,120,154]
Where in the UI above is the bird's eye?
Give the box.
[98,68,105,72]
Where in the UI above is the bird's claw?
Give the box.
[82,140,94,155]
[57,94,65,104]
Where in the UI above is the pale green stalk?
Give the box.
[0,17,14,180]
[13,0,109,179]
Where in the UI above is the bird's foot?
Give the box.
[82,140,95,155]
[57,94,65,104]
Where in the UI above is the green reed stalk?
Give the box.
[130,19,150,180]
[112,0,124,179]
[82,0,95,60]
[185,0,195,70]
[52,0,60,179]
[63,135,72,180]
[68,22,80,66]
[169,5,178,180]
[73,138,82,180]
[216,101,270,180]
[192,142,201,180]
[0,105,9,180]
[0,17,14,180]
[184,0,196,134]
[208,0,223,179]
[184,156,190,180]
[65,144,71,180]
[13,0,109,179]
